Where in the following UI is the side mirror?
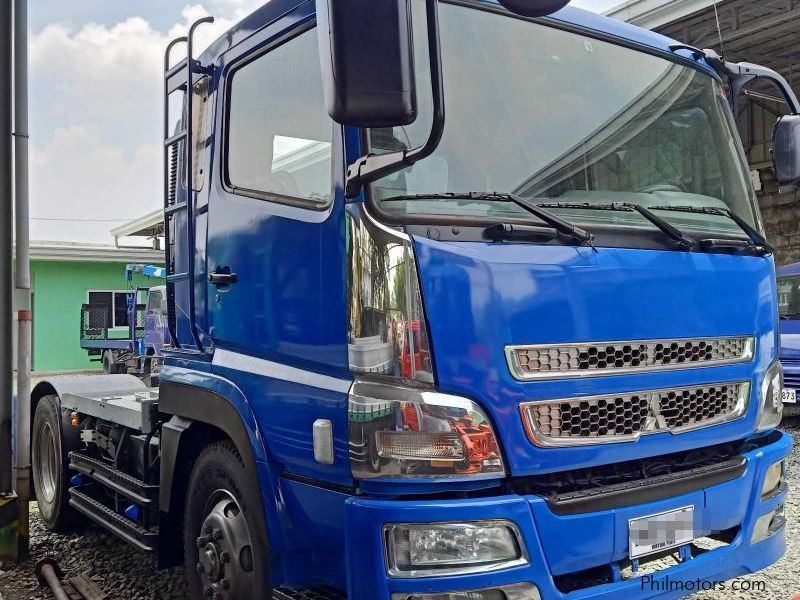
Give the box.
[497,0,571,17]
[773,115,800,188]
[316,0,417,127]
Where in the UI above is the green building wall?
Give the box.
[32,260,161,373]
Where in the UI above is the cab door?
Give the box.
[205,10,352,484]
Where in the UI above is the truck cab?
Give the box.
[28,1,799,599]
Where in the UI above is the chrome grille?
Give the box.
[507,337,753,380]
[521,382,750,447]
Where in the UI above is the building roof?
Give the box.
[110,208,164,244]
[605,0,716,30]
[30,241,163,263]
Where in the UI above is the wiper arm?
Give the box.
[537,202,696,249]
[383,192,594,246]
[624,204,696,250]
[649,206,774,255]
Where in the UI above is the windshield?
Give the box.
[778,275,800,319]
[368,2,761,238]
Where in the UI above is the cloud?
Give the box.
[28,4,249,244]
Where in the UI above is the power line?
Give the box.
[30,216,131,222]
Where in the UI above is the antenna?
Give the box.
[712,0,726,60]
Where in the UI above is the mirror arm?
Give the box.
[669,46,800,117]
[345,0,445,199]
[722,61,800,116]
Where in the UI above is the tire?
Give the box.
[183,441,271,600]
[102,351,113,374]
[32,395,78,530]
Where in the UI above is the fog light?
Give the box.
[385,521,527,578]
[762,460,785,498]
[751,504,785,544]
[391,583,540,600]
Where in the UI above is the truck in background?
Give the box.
[24,0,800,598]
[777,262,800,412]
[80,263,167,380]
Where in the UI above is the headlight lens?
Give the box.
[762,460,785,498]
[385,521,527,578]
[349,380,505,479]
[757,361,784,431]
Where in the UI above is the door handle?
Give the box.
[209,271,238,286]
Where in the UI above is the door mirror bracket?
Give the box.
[344,0,444,199]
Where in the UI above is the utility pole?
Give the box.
[0,0,15,493]
[14,0,31,560]
[0,0,21,565]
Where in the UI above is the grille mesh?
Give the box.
[522,382,748,446]
[508,337,752,380]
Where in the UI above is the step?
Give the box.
[69,451,159,506]
[273,588,347,600]
[69,487,158,553]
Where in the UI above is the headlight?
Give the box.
[349,380,505,479]
[757,361,784,431]
[762,460,785,498]
[384,521,527,578]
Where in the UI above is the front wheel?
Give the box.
[183,441,271,600]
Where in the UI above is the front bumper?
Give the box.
[344,431,790,600]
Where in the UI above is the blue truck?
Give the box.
[79,263,168,378]
[25,1,799,598]
[777,262,800,410]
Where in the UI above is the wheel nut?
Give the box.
[212,528,223,541]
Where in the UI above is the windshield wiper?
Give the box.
[383,192,594,246]
[649,206,773,255]
[537,202,696,250]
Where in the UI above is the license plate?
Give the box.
[629,506,694,560]
[782,388,797,404]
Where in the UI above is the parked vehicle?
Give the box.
[777,262,800,413]
[79,263,167,380]
[27,1,798,598]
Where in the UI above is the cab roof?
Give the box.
[199,0,716,76]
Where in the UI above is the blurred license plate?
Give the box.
[629,506,694,559]
[782,388,796,404]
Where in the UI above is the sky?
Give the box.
[27,0,622,244]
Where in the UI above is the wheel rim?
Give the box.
[196,490,255,600]
[35,421,58,504]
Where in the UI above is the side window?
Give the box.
[226,28,333,205]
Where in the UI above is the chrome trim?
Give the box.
[346,203,433,382]
[506,336,755,381]
[520,380,750,448]
[383,520,529,579]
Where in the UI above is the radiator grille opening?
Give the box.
[521,382,749,447]
[507,337,753,380]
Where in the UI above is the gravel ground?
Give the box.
[0,424,798,600]
[0,503,186,600]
